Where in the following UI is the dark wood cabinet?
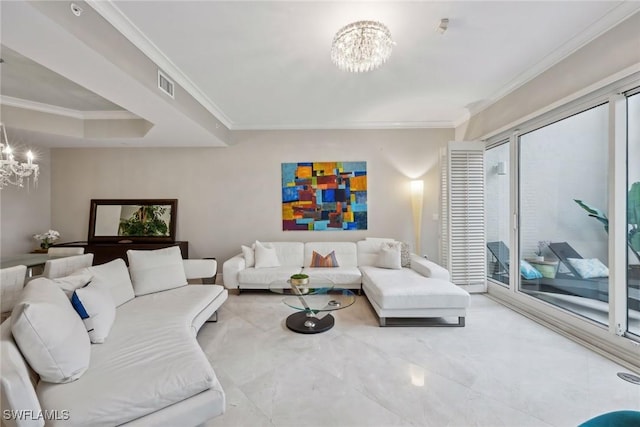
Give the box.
[54,241,188,265]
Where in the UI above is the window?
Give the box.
[485,142,510,286]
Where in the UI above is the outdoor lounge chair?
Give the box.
[486,241,612,303]
[486,241,510,285]
[487,241,639,310]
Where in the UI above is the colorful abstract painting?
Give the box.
[282,162,367,231]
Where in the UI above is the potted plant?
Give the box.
[33,229,60,250]
[575,182,640,263]
[534,240,550,262]
[289,273,309,286]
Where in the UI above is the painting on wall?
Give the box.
[282,162,367,231]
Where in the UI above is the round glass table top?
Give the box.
[269,278,356,313]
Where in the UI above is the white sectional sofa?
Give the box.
[223,242,362,291]
[1,248,228,427]
[223,239,470,326]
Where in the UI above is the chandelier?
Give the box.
[331,20,394,73]
[0,123,39,190]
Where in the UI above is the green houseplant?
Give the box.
[574,181,640,262]
[118,205,169,237]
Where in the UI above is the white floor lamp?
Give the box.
[411,180,424,256]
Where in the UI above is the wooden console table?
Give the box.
[54,241,188,265]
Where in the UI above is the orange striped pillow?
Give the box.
[310,251,339,268]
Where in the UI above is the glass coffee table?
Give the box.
[269,279,356,334]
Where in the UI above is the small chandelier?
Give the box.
[0,123,39,190]
[331,20,394,73]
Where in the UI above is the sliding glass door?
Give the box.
[628,92,640,336]
[485,142,510,286]
[518,104,610,325]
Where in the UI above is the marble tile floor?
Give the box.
[198,293,640,427]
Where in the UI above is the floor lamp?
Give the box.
[411,180,424,256]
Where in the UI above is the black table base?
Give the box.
[285,311,335,334]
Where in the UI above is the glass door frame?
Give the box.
[483,72,640,368]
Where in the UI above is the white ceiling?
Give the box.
[1,1,639,147]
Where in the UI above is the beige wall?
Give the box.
[50,129,453,280]
[461,12,640,141]
[0,148,51,256]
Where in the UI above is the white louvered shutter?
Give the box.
[439,147,449,269]
[442,142,486,288]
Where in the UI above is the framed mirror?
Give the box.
[88,199,177,243]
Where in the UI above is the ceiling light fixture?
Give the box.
[0,123,39,190]
[331,20,395,73]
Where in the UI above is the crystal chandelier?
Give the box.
[0,123,39,190]
[331,20,394,73]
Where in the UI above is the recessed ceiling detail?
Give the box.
[1,1,639,147]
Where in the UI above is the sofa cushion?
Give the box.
[257,242,305,266]
[357,239,388,267]
[238,266,302,286]
[11,279,91,384]
[361,266,470,310]
[75,258,135,306]
[36,285,222,426]
[375,242,402,269]
[127,246,187,296]
[302,267,362,287]
[310,250,339,267]
[71,284,116,344]
[254,241,281,268]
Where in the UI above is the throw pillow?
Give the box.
[127,246,188,296]
[520,260,543,280]
[400,242,411,268]
[52,273,94,298]
[376,242,402,269]
[310,250,339,268]
[71,283,116,344]
[11,278,91,383]
[242,244,256,268]
[254,241,281,268]
[567,258,609,279]
[74,258,134,307]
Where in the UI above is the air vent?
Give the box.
[158,70,174,98]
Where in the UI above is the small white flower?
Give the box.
[33,229,60,243]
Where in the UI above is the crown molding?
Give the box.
[86,0,234,129]
[231,120,456,131]
[0,96,140,120]
[468,4,640,119]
